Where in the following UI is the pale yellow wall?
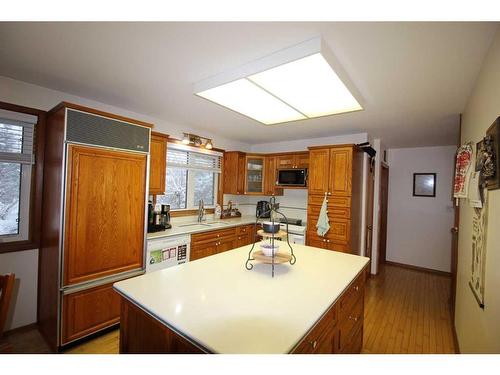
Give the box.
[456,25,500,353]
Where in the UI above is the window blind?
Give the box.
[167,144,221,172]
[0,118,35,165]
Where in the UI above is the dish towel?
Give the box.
[316,196,330,236]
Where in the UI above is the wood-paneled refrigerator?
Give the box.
[38,102,152,351]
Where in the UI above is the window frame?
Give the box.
[161,139,225,217]
[0,101,46,254]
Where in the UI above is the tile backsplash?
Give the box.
[223,189,308,223]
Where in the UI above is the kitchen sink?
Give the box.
[179,223,211,228]
[205,221,231,226]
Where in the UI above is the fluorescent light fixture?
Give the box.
[194,37,363,125]
[197,79,305,125]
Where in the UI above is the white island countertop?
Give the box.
[113,244,369,354]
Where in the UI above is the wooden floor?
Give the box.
[363,264,456,354]
[1,264,456,354]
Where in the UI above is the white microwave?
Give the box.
[276,169,307,187]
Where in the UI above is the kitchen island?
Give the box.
[113,243,369,354]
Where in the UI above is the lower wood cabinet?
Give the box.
[190,224,256,261]
[61,282,121,345]
[292,269,365,354]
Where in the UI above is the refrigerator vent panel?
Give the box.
[66,109,150,153]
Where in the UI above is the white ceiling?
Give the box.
[0,22,497,147]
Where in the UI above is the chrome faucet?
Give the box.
[197,199,205,222]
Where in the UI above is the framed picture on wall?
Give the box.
[413,173,436,197]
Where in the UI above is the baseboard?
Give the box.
[3,322,38,336]
[384,261,451,277]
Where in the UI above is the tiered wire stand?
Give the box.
[245,197,296,277]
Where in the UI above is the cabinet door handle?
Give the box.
[310,340,318,349]
[354,286,359,291]
[217,234,220,238]
[348,315,359,322]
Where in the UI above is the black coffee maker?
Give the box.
[256,200,271,218]
[148,202,172,232]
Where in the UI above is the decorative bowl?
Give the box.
[260,242,280,257]
[262,221,280,233]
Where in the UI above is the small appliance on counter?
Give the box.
[256,200,271,218]
[148,201,172,232]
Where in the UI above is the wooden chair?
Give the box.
[0,273,15,353]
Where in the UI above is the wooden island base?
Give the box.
[119,270,366,354]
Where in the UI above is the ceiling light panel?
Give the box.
[196,79,306,125]
[248,53,362,118]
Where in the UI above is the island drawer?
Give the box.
[338,296,364,350]
[338,272,365,320]
[191,227,237,244]
[292,305,338,353]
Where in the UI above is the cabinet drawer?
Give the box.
[306,217,351,244]
[237,224,254,235]
[338,297,363,350]
[191,227,237,244]
[308,195,351,207]
[339,324,363,354]
[62,282,120,344]
[307,204,350,219]
[293,305,337,353]
[339,272,365,320]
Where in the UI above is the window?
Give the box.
[0,112,36,243]
[156,144,221,210]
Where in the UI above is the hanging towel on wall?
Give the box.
[316,195,330,236]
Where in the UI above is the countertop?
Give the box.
[147,215,270,240]
[113,244,369,353]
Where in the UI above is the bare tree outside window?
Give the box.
[0,162,21,235]
[156,168,187,209]
[193,171,215,206]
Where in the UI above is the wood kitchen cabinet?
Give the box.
[276,151,309,169]
[245,155,265,194]
[149,131,168,195]
[190,224,256,261]
[306,145,363,254]
[263,156,283,196]
[223,151,246,195]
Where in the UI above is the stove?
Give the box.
[278,218,306,244]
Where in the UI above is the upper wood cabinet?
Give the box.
[149,132,168,195]
[264,156,284,196]
[308,148,331,195]
[308,147,353,196]
[223,151,246,195]
[245,156,265,194]
[329,147,353,196]
[63,145,146,286]
[276,152,309,169]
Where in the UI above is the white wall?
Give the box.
[0,76,249,331]
[0,250,38,330]
[386,146,456,272]
[455,27,500,353]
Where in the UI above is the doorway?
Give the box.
[378,164,389,270]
